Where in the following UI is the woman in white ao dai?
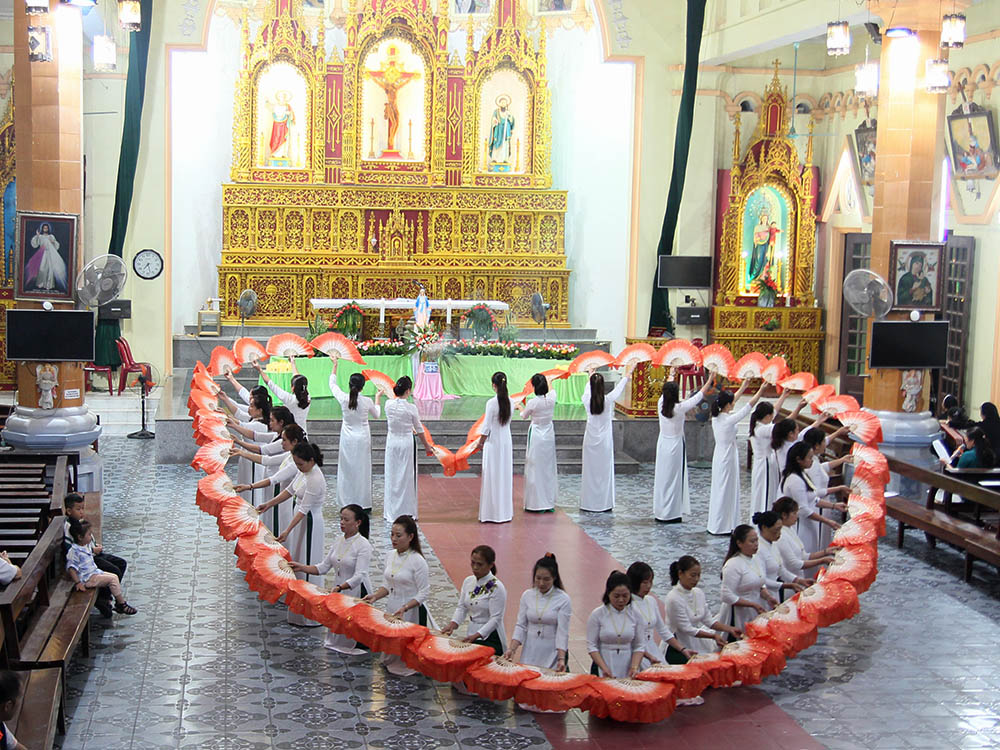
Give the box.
[329,364,381,510]
[718,525,778,632]
[664,556,741,653]
[519,374,558,512]
[441,545,507,654]
[504,555,571,672]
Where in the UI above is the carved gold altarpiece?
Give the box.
[220,0,569,327]
[0,94,16,388]
[711,66,824,376]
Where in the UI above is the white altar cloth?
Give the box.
[309,298,510,325]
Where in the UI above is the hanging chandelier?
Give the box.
[827,20,851,56]
[855,61,879,99]
[93,34,116,72]
[941,13,966,49]
[925,59,951,94]
[118,0,141,31]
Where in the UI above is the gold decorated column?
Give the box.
[863,2,964,410]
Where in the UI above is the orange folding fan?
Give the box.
[734,352,768,380]
[361,369,396,396]
[778,371,818,392]
[744,600,818,658]
[847,493,887,536]
[815,394,861,416]
[793,575,860,628]
[245,551,298,603]
[761,356,791,385]
[831,517,879,548]
[461,658,541,701]
[513,670,599,713]
[700,344,736,379]
[233,337,268,365]
[342,606,428,656]
[568,350,616,374]
[652,339,702,368]
[687,651,740,688]
[802,384,836,409]
[191,441,233,474]
[284,579,334,626]
[196,472,238,517]
[587,678,675,724]
[613,343,656,369]
[719,638,787,683]
[208,346,241,377]
[835,410,883,446]
[850,445,890,483]
[635,661,712,700]
[234,527,290,572]
[216,500,261,541]
[311,332,366,364]
[823,543,878,594]
[401,634,495,683]
[265,333,314,358]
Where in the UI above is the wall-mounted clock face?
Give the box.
[133,248,163,280]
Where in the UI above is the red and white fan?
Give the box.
[568,350,616,374]
[778,371,818,392]
[851,445,890,483]
[322,592,364,632]
[822,543,878,594]
[245,551,298,604]
[761,356,791,386]
[284,579,334,626]
[587,678,675,724]
[187,391,220,417]
[194,420,231,448]
[686,651,739,688]
[538,367,570,381]
[208,346,241,377]
[196,471,238,517]
[342,606,428,656]
[422,426,457,476]
[311,332,366,364]
[217,500,261,541]
[815,395,860,416]
[233,337,268,366]
[613,343,656,369]
[847,493,886,536]
[191,371,220,394]
[402,633,495,683]
[652,339,702,369]
[835,410,883,446]
[513,671,598,713]
[361,369,396,397]
[719,638,786,683]
[734,352,769,380]
[454,440,480,473]
[831,517,879,547]
[792,575,860,628]
[235,527,290,572]
[802,384,836,409]
[744,600,818,658]
[700,344,736,379]
[191,440,233,474]
[850,471,884,501]
[635,661,711,700]
[461,658,541,701]
[265,333,314,358]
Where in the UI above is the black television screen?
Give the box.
[657,256,713,289]
[869,321,949,369]
[5,310,96,362]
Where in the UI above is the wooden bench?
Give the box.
[885,457,1000,581]
[0,517,97,733]
[0,621,62,750]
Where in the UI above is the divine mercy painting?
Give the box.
[740,185,790,305]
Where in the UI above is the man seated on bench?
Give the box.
[66,520,137,618]
[64,492,128,619]
[0,552,20,586]
[0,671,27,750]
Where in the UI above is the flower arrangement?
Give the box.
[460,304,498,339]
[356,340,407,356]
[469,578,498,600]
[330,303,364,339]
[402,322,449,361]
[447,340,578,360]
[753,266,780,308]
[761,316,781,331]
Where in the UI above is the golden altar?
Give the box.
[219,0,570,327]
[711,65,824,376]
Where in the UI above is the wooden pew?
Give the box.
[0,620,63,750]
[0,517,97,729]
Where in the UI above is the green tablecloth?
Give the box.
[260,354,586,401]
[439,355,587,402]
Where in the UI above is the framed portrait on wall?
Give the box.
[537,0,573,12]
[946,106,1000,180]
[15,211,78,302]
[888,240,944,313]
[853,120,877,187]
[454,0,492,13]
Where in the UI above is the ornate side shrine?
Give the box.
[219,0,569,327]
[0,98,16,389]
[711,67,823,376]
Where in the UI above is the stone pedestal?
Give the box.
[861,409,941,498]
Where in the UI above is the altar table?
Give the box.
[309,298,510,326]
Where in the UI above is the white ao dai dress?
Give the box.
[749,421,775,517]
[329,377,379,510]
[286,465,327,626]
[315,533,373,653]
[665,584,722,653]
[236,419,271,508]
[521,392,558,511]
[381,549,434,674]
[383,399,423,524]
[580,376,630,512]
[718,553,768,631]
[586,604,643,678]
[269,381,310,433]
[766,439,795,511]
[775,523,810,579]
[511,587,572,670]
[450,573,507,651]
[808,457,836,549]
[479,397,513,523]
[707,402,754,534]
[630,594,676,668]
[782,472,822,555]
[755,537,799,602]
[653,393,704,521]
[261,451,295,536]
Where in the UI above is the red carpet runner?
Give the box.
[417,476,824,750]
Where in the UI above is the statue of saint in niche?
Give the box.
[487,95,515,172]
[264,90,296,168]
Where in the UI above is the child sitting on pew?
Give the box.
[0,670,28,750]
[66,519,137,617]
[63,492,129,618]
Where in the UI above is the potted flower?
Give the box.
[460,304,498,339]
[753,266,780,308]
[330,303,364,340]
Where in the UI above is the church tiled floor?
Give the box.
[56,437,1000,749]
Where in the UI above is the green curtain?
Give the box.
[95,0,153,367]
[647,0,707,333]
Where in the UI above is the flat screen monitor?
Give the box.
[657,256,713,289]
[869,320,949,369]
[5,310,96,362]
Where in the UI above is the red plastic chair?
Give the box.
[678,338,708,397]
[115,338,152,395]
[83,362,114,394]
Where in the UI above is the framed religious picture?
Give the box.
[946,106,1000,180]
[853,120,877,187]
[888,240,944,313]
[537,0,573,12]
[454,0,492,13]
[15,211,78,302]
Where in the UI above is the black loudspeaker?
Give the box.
[676,306,709,325]
[98,300,132,320]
